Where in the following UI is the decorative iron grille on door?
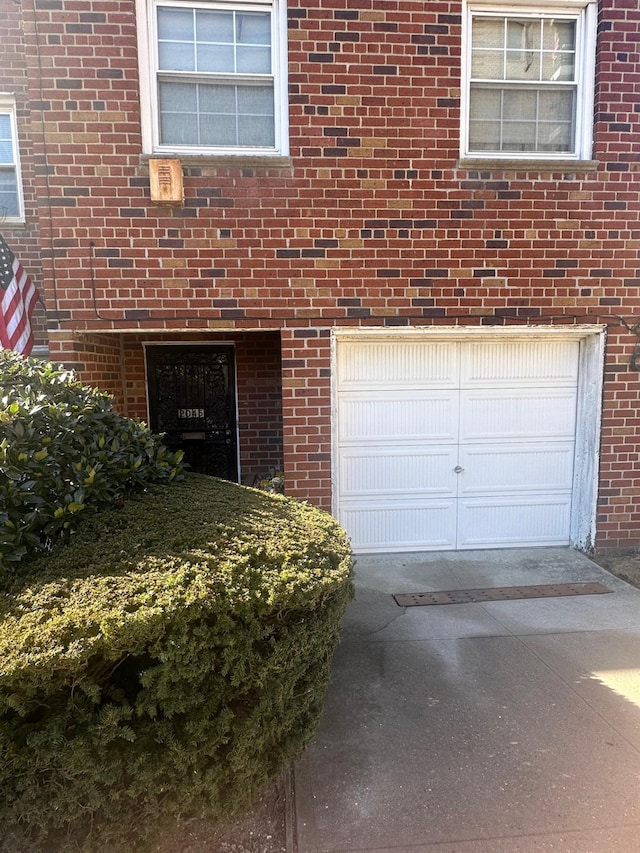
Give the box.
[146,345,238,481]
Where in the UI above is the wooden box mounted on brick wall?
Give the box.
[149,159,184,206]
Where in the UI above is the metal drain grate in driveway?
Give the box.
[392,582,612,607]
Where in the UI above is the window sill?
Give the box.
[458,158,599,172]
[140,154,293,170]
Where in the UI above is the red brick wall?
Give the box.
[281,327,332,505]
[49,332,126,404]
[235,333,284,483]
[0,0,46,345]
[599,333,640,548]
[6,0,640,547]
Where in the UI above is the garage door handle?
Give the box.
[454,465,464,474]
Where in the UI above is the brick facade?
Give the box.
[0,0,46,341]
[2,0,639,548]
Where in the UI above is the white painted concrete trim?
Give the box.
[571,330,605,552]
[333,325,604,342]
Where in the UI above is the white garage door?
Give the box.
[335,336,580,552]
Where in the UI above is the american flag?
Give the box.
[0,233,39,356]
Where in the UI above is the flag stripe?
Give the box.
[3,272,25,337]
[0,239,38,356]
[11,265,36,354]
[2,268,28,342]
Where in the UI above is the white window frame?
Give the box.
[136,0,289,157]
[460,1,597,161]
[0,95,25,224]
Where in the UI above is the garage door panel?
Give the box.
[338,340,458,388]
[340,501,457,552]
[340,446,458,498]
[460,389,577,443]
[339,391,458,444]
[461,340,580,388]
[458,496,572,548]
[458,443,575,495]
[335,336,581,552]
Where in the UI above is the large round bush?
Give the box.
[0,474,353,851]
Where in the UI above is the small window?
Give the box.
[461,2,596,160]
[0,96,24,222]
[137,0,289,157]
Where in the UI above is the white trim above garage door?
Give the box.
[332,327,605,553]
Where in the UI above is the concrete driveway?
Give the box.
[293,548,640,852]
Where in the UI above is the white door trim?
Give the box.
[331,325,605,553]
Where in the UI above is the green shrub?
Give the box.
[0,350,183,571]
[0,474,353,852]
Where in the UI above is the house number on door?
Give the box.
[178,408,205,419]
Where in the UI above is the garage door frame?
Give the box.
[331,325,605,553]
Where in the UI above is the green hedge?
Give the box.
[0,474,353,852]
[0,350,183,572]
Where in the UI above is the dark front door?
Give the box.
[146,345,238,481]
